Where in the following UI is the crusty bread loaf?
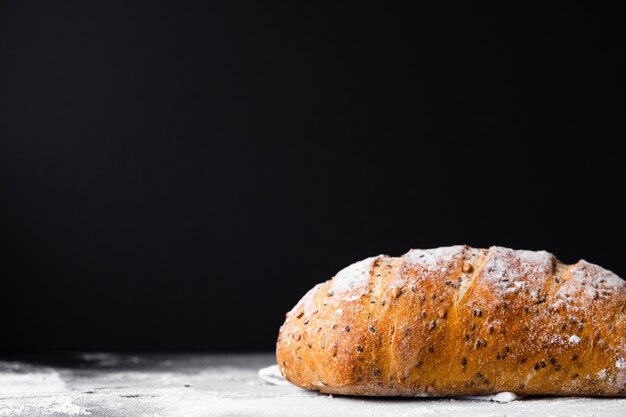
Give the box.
[276,246,626,396]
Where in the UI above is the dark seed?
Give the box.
[344,326,350,332]
[429,320,437,331]
[369,325,376,333]
[464,334,470,341]
[473,307,482,317]
[571,355,578,361]
[356,345,364,352]
[461,357,467,366]
[540,361,546,368]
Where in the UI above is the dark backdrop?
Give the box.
[1,2,624,352]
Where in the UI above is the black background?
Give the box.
[0,2,624,352]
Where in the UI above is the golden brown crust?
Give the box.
[276,246,626,396]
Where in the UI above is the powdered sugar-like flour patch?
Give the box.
[331,256,380,298]
[0,369,89,416]
[462,392,520,403]
[481,247,554,295]
[569,335,581,345]
[404,246,465,272]
[259,365,292,386]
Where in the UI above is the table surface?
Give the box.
[1,353,626,417]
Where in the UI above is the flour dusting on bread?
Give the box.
[330,256,380,300]
[403,246,465,272]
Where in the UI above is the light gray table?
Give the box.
[1,353,625,416]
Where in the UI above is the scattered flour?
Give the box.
[569,335,581,345]
[331,256,381,300]
[462,392,520,403]
[481,247,554,295]
[403,246,465,272]
[0,369,89,416]
[258,365,293,387]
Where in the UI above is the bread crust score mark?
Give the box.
[276,246,626,397]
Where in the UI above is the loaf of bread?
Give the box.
[276,246,626,396]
